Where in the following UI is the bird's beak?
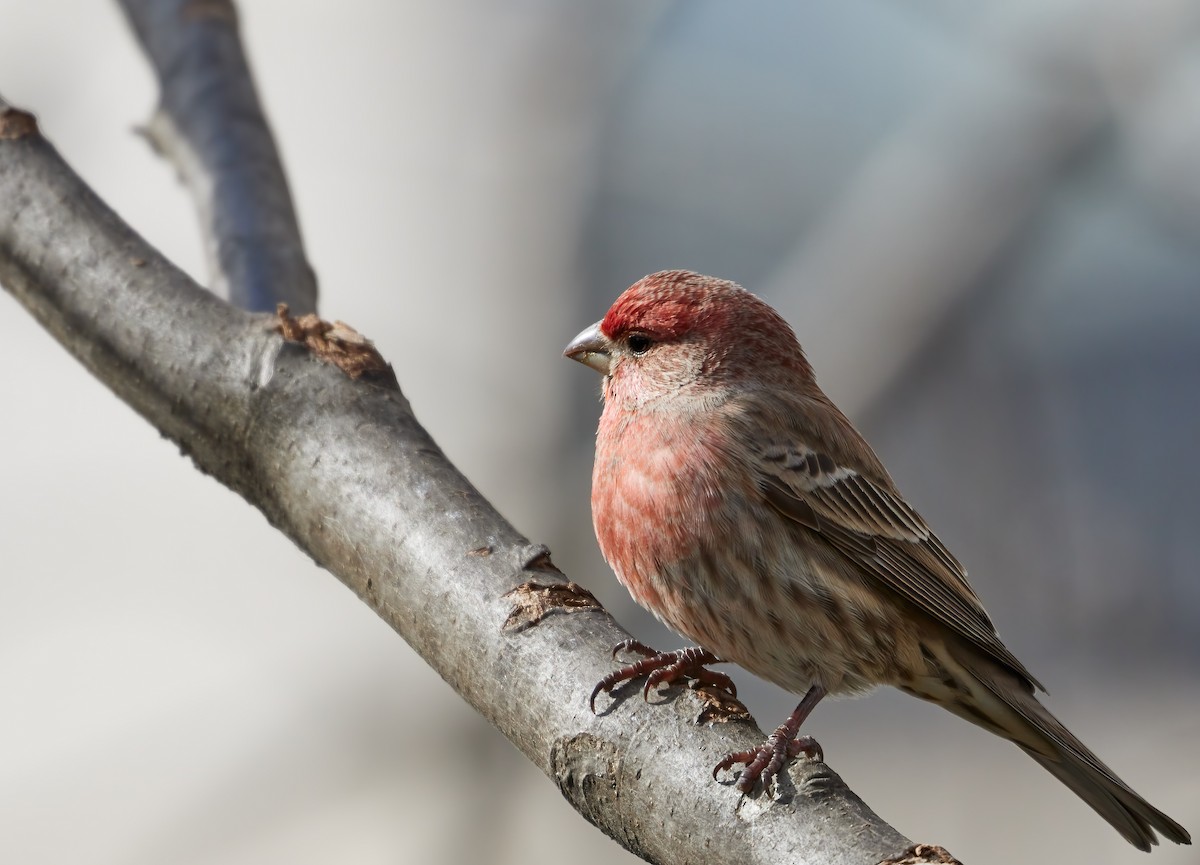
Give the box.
[563,321,612,375]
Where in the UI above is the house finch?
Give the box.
[564,270,1190,851]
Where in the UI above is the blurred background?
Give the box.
[1,1,1197,863]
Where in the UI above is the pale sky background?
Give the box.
[1,2,1197,864]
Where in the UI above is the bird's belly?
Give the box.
[652,558,923,697]
[597,463,926,696]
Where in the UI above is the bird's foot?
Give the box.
[713,730,823,793]
[589,640,736,712]
[713,684,827,792]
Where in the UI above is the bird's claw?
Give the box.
[590,643,735,712]
[610,638,658,660]
[714,729,823,793]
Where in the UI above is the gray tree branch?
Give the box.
[116,0,317,313]
[0,86,930,865]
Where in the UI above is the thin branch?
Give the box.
[116,0,317,313]
[0,96,924,864]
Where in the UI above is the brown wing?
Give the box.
[759,443,1044,691]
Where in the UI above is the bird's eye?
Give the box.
[627,333,653,355]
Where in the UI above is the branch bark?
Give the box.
[0,78,923,865]
[116,0,317,313]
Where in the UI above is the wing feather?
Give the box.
[760,445,1043,690]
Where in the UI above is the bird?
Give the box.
[563,269,1190,851]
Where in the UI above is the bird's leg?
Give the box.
[714,684,827,792]
[589,639,737,712]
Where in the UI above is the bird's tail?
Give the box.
[916,643,1191,851]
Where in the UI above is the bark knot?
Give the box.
[552,734,621,819]
[693,683,752,725]
[878,843,961,865]
[275,304,397,386]
[502,579,602,632]
[0,107,38,140]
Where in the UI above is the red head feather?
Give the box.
[601,270,813,381]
